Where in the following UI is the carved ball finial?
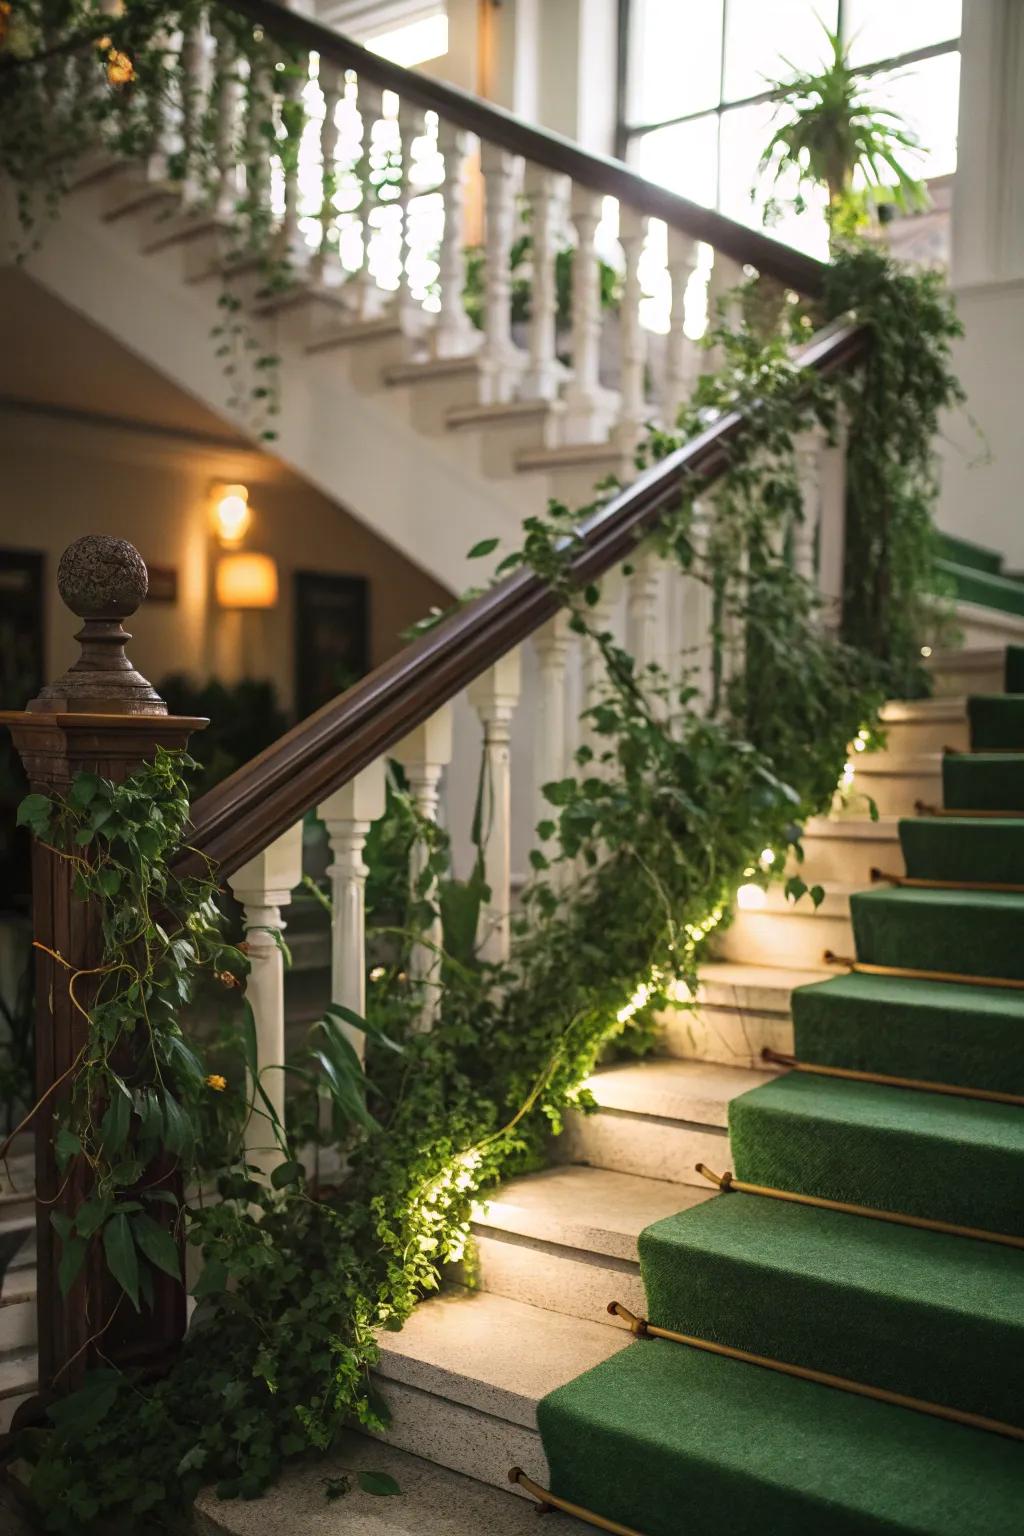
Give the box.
[57,535,149,620]
[28,536,166,716]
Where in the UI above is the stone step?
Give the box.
[836,750,943,817]
[878,697,969,754]
[374,1289,627,1494]
[927,647,1005,697]
[195,1433,594,1535]
[0,1346,37,1433]
[797,814,903,885]
[716,882,857,969]
[558,1059,775,1186]
[654,960,826,1068]
[466,1165,712,1326]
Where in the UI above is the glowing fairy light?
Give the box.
[737,883,768,911]
[760,848,776,868]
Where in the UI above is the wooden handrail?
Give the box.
[221,0,825,297]
[185,319,867,881]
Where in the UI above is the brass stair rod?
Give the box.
[509,1468,646,1536]
[606,1304,1024,1445]
[761,1047,1024,1108]
[824,951,1024,992]
[915,802,1022,819]
[870,867,1024,895]
[694,1164,1024,1251]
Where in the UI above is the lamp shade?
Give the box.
[215,552,278,609]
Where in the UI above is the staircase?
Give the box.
[195,646,1024,1535]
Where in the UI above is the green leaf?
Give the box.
[270,1159,304,1190]
[466,538,499,559]
[97,866,122,897]
[100,1090,132,1155]
[103,1213,140,1312]
[47,1370,122,1437]
[54,1127,82,1173]
[76,1195,113,1240]
[162,1093,194,1159]
[68,773,100,809]
[130,1213,181,1281]
[16,793,52,836]
[192,1258,228,1300]
[58,1235,87,1297]
[357,1471,401,1498]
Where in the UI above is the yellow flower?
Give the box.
[205,1074,227,1093]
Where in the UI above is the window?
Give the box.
[619,0,961,257]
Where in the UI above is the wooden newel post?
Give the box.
[0,537,206,1400]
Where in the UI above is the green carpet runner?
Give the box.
[537,645,1024,1534]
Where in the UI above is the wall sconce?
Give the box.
[215,552,279,609]
[211,483,251,547]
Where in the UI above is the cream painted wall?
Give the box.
[0,407,451,717]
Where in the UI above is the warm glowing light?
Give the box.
[211,483,251,546]
[920,645,933,658]
[737,883,768,911]
[215,553,278,609]
[853,738,866,752]
[759,848,776,867]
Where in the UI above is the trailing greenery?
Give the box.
[759,22,928,240]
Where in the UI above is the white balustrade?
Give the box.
[179,18,209,208]
[349,78,387,318]
[467,652,522,963]
[280,62,308,267]
[317,761,387,1061]
[581,575,622,764]
[244,53,274,237]
[662,229,700,429]
[678,504,714,713]
[396,102,428,330]
[521,165,568,401]
[615,204,650,451]
[393,705,454,1029]
[705,252,746,369]
[228,823,304,1176]
[432,121,478,357]
[627,545,662,680]
[563,187,613,444]
[479,141,524,404]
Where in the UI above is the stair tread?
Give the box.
[694,960,829,1007]
[641,1193,1023,1422]
[539,1339,1024,1536]
[582,1058,778,1126]
[0,1346,37,1398]
[879,698,967,721]
[376,1289,627,1427]
[196,1434,594,1535]
[473,1166,711,1259]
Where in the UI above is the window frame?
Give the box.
[614,0,961,206]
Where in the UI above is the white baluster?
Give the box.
[705,251,745,368]
[520,164,568,401]
[229,824,303,1176]
[563,187,613,443]
[432,120,477,358]
[793,425,825,585]
[478,142,523,405]
[628,545,662,680]
[314,64,344,279]
[145,27,180,184]
[179,18,209,208]
[279,60,308,267]
[317,761,387,1061]
[533,614,571,832]
[661,229,700,428]
[212,23,246,219]
[395,101,428,331]
[349,78,387,318]
[467,652,522,964]
[244,51,274,241]
[581,576,621,765]
[818,406,849,626]
[679,504,714,714]
[615,204,650,451]
[393,706,454,1030]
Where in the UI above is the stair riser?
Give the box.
[560,1112,727,1187]
[462,418,560,481]
[878,719,969,755]
[655,1004,794,1070]
[794,834,902,886]
[0,1300,36,1354]
[928,658,1003,696]
[840,770,942,817]
[464,1232,644,1329]
[374,1378,543,1497]
[387,370,487,433]
[717,909,853,969]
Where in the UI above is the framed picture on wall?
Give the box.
[294,571,370,720]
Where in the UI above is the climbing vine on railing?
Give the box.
[15,253,961,1534]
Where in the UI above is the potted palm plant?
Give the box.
[758,25,929,244]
